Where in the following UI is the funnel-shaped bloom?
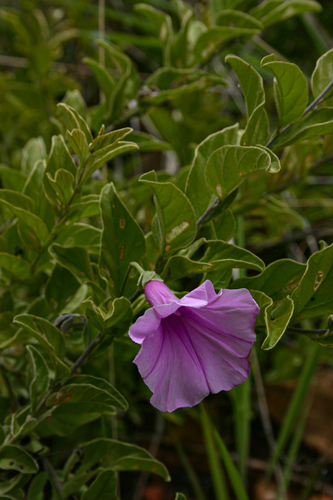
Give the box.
[129,280,259,412]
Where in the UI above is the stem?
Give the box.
[196,198,220,228]
[70,332,102,374]
[42,457,63,498]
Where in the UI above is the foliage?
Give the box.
[0,0,333,498]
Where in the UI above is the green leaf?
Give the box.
[83,58,116,112]
[45,264,81,312]
[90,128,132,152]
[169,5,194,68]
[55,223,101,253]
[0,189,34,213]
[0,199,49,251]
[185,124,239,219]
[226,55,269,146]
[129,132,172,152]
[261,58,308,126]
[134,3,173,65]
[46,169,75,207]
[47,374,128,411]
[57,103,93,143]
[0,166,27,192]
[27,345,51,413]
[216,10,263,30]
[43,135,77,213]
[0,473,25,496]
[194,26,261,64]
[83,142,139,183]
[0,427,4,446]
[22,160,54,230]
[0,445,38,474]
[272,107,333,150]
[13,315,70,381]
[261,296,294,349]
[67,129,89,164]
[210,0,246,20]
[67,198,101,223]
[99,183,146,297]
[230,259,306,300]
[160,255,215,282]
[291,244,333,320]
[97,40,141,118]
[205,145,272,200]
[249,0,322,29]
[21,136,46,173]
[226,55,264,118]
[0,254,30,280]
[311,48,333,107]
[175,494,187,500]
[49,244,94,284]
[140,172,197,256]
[213,209,236,242]
[68,439,170,486]
[144,68,226,105]
[14,315,66,360]
[81,470,118,500]
[203,240,265,272]
[85,297,132,338]
[27,472,49,500]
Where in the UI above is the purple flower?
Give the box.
[129,280,260,412]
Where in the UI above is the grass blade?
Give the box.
[200,404,230,500]
[213,427,249,500]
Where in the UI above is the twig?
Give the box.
[196,198,220,228]
[70,332,102,374]
[42,457,63,498]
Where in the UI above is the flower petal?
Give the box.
[180,308,254,393]
[128,308,161,344]
[179,280,219,308]
[134,315,210,412]
[185,288,259,343]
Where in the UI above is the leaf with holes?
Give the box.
[0,445,38,474]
